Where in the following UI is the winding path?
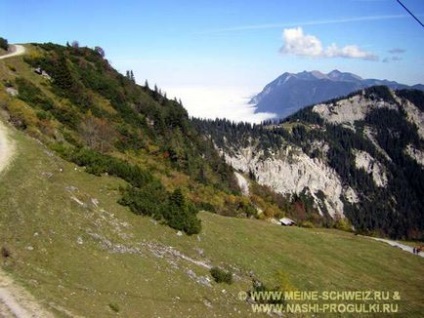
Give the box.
[0,125,54,317]
[0,122,15,174]
[1,44,54,317]
[0,45,26,60]
[367,237,424,258]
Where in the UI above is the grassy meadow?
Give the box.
[0,123,422,317]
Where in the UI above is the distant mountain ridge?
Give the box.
[251,70,424,119]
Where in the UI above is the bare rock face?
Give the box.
[312,92,399,128]
[353,150,387,187]
[222,89,424,221]
[400,98,424,140]
[405,144,424,167]
[234,172,249,196]
[224,145,358,218]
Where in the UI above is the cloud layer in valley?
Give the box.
[166,85,276,124]
[280,27,378,61]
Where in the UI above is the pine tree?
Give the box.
[0,37,8,51]
[169,188,185,208]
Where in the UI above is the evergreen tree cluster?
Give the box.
[15,42,244,233]
[21,42,239,191]
[126,70,135,83]
[195,87,424,239]
[0,37,8,50]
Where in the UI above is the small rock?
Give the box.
[26,246,34,251]
[6,87,18,96]
[90,198,99,207]
[77,237,84,245]
[176,231,183,236]
[65,186,78,192]
[41,172,53,179]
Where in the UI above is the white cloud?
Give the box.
[280,27,323,57]
[280,27,378,61]
[325,44,378,60]
[166,85,276,124]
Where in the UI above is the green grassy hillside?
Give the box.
[0,43,263,235]
[0,123,423,317]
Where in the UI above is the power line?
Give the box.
[396,0,424,28]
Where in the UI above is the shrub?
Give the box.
[248,277,286,305]
[299,220,314,228]
[1,246,11,259]
[119,187,201,235]
[333,217,352,232]
[210,267,233,284]
[0,37,8,50]
[108,303,120,313]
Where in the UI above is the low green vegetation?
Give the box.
[0,42,250,235]
[1,42,423,316]
[0,36,8,51]
[0,129,423,317]
[120,187,201,235]
[210,267,233,284]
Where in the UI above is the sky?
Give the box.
[1,0,423,122]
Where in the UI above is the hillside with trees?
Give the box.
[195,87,424,240]
[0,42,264,234]
[0,41,423,317]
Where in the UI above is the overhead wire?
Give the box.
[396,0,424,28]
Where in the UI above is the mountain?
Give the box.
[1,42,423,316]
[251,70,421,119]
[198,86,424,240]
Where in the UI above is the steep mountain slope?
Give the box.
[0,125,423,317]
[1,41,424,317]
[251,70,422,119]
[199,86,424,239]
[0,42,271,232]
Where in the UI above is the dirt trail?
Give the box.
[0,271,54,318]
[367,236,424,258]
[0,122,54,317]
[0,45,26,60]
[0,122,15,174]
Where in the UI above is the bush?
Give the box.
[210,267,233,284]
[333,217,352,232]
[299,220,314,228]
[53,146,202,235]
[108,303,120,313]
[119,187,201,235]
[1,246,11,259]
[0,37,8,50]
[67,147,154,187]
[248,277,286,305]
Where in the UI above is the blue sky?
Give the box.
[1,0,423,122]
